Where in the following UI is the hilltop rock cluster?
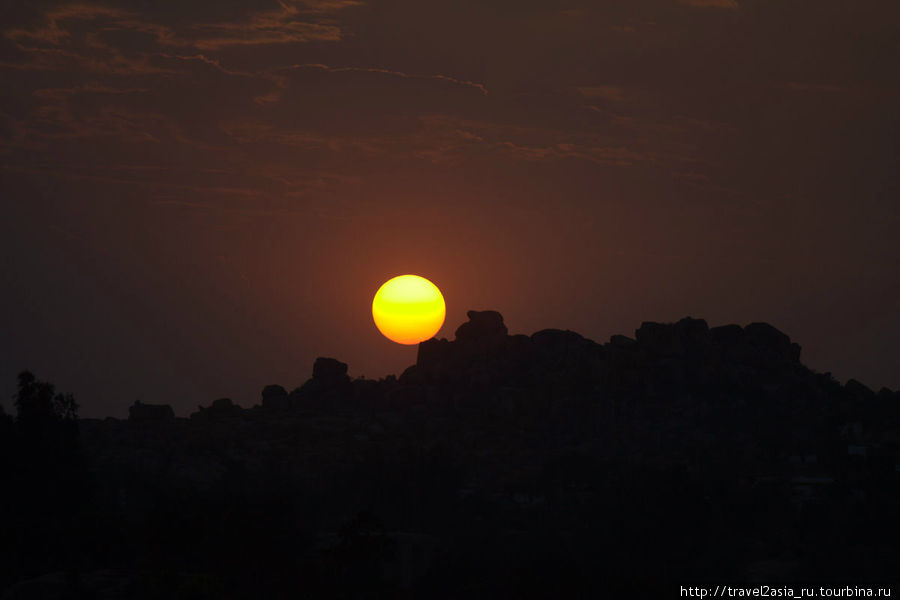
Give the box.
[147,310,891,430]
[162,310,858,423]
[5,311,898,598]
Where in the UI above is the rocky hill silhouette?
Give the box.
[2,311,898,598]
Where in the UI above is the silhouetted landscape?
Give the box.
[3,0,897,596]
[2,311,898,598]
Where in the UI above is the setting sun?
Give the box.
[372,275,446,345]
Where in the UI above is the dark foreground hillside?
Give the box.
[2,311,899,598]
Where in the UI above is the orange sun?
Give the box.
[372,275,446,345]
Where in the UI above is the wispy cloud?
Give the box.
[678,0,739,8]
[577,86,629,103]
[3,1,354,71]
[285,63,489,95]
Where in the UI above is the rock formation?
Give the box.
[127,400,174,422]
[13,310,899,597]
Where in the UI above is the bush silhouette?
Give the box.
[14,370,78,426]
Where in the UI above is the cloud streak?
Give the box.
[678,0,739,8]
[284,63,489,96]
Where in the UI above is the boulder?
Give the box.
[455,310,508,341]
[635,318,710,357]
[210,397,236,412]
[745,322,801,364]
[191,397,241,421]
[398,364,425,386]
[312,357,350,387]
[710,324,744,346]
[608,334,636,348]
[635,322,684,357]
[532,329,593,358]
[676,317,710,343]
[290,357,353,402]
[416,337,452,371]
[128,401,174,422]
[261,384,289,409]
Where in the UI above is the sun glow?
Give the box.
[372,275,446,345]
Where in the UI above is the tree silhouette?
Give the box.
[3,371,90,589]
[14,370,78,426]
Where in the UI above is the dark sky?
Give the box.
[2,0,898,417]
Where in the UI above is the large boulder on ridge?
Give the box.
[128,401,175,422]
[455,310,508,342]
[312,357,350,387]
[634,317,710,357]
[261,384,289,409]
[289,357,353,403]
[744,322,801,364]
[190,397,241,421]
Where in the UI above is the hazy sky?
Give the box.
[2,0,898,417]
